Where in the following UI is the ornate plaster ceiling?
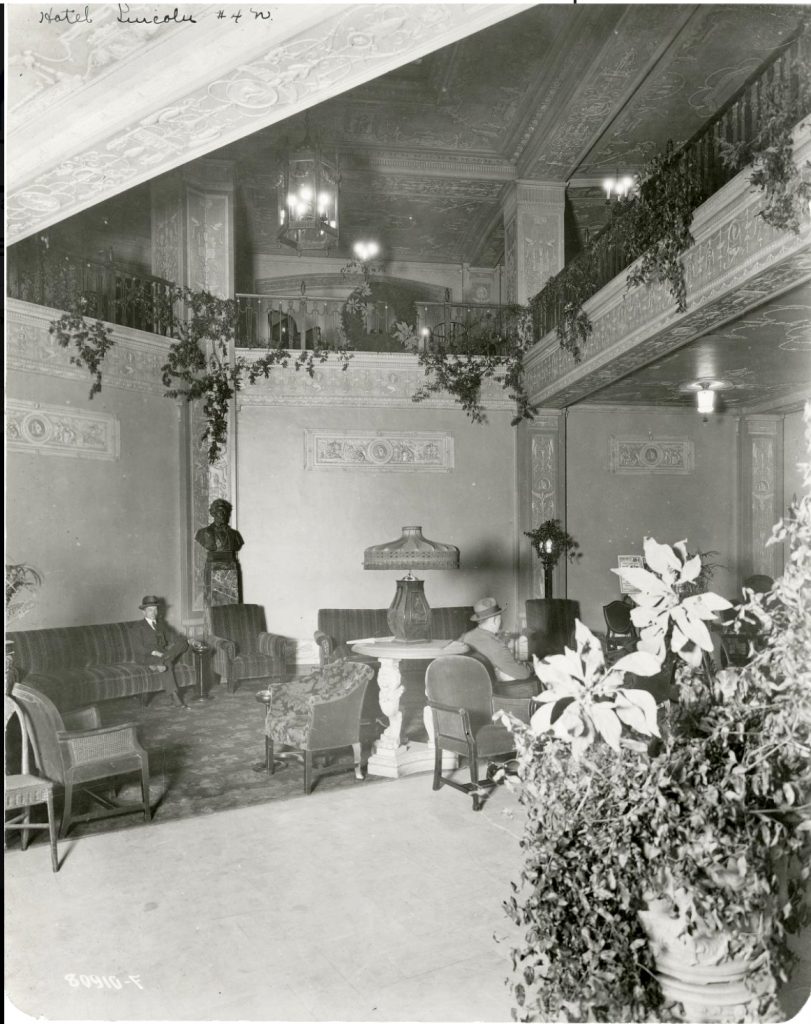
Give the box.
[6,2,528,243]
[209,2,805,265]
[579,285,811,412]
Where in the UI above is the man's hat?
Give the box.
[139,595,162,610]
[471,597,503,622]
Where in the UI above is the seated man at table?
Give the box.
[461,597,539,699]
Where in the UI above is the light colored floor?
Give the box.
[5,769,527,1023]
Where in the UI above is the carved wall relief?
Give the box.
[609,436,695,474]
[305,430,454,472]
[7,398,120,460]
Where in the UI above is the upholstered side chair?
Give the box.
[425,655,533,811]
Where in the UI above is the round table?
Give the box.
[351,638,469,778]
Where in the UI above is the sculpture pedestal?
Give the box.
[351,638,469,778]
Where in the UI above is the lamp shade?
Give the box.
[363,526,460,572]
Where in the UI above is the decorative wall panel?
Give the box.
[609,436,694,474]
[530,431,557,597]
[305,431,454,472]
[7,398,120,460]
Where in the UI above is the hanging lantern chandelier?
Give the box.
[277,115,340,254]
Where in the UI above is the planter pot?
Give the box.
[639,901,778,1022]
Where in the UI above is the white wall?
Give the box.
[566,406,739,632]
[236,402,518,653]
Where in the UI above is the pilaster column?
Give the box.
[516,412,568,605]
[152,160,238,626]
[502,181,565,305]
[738,415,784,583]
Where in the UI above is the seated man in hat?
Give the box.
[461,597,539,699]
[132,595,191,710]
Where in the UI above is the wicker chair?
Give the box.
[12,684,150,838]
[4,694,59,872]
[425,655,533,811]
[209,604,286,693]
[266,661,374,795]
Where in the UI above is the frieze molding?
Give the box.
[7,298,172,395]
[525,121,811,407]
[304,430,454,472]
[238,351,514,410]
[609,436,694,475]
[7,398,120,461]
[346,151,515,180]
[8,4,526,242]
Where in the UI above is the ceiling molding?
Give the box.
[340,150,515,180]
[7,2,528,243]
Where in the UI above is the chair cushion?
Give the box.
[229,653,278,681]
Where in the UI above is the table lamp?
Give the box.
[363,526,460,643]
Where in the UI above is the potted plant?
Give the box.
[5,563,43,694]
[500,431,811,1023]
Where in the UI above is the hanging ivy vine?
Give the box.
[48,283,351,464]
[720,57,811,234]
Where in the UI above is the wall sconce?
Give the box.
[603,172,635,202]
[353,240,379,262]
[679,378,733,421]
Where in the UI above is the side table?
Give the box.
[351,637,469,779]
[253,687,289,775]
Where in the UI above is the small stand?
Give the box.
[190,643,212,702]
[253,688,287,774]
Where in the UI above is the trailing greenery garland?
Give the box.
[524,518,580,565]
[720,59,811,234]
[396,304,538,426]
[50,297,115,399]
[48,283,351,464]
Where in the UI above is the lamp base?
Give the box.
[388,577,432,643]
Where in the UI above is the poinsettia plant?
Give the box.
[528,620,661,757]
[611,536,732,668]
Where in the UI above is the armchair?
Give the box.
[266,661,374,795]
[209,604,286,693]
[12,683,150,837]
[425,655,533,811]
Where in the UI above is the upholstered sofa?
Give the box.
[7,621,197,712]
[314,605,474,740]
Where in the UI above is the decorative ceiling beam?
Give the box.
[7,2,528,243]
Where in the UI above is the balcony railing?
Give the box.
[7,240,175,336]
[236,295,517,352]
[532,24,811,339]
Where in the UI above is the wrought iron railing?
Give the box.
[532,25,811,339]
[7,239,175,335]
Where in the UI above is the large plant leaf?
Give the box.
[590,703,622,751]
[643,537,681,578]
[610,650,662,677]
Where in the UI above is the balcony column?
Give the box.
[151,160,239,629]
[738,415,785,585]
[501,181,566,305]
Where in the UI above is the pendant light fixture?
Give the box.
[277,114,339,254]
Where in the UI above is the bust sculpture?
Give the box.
[196,499,244,606]
[196,499,244,564]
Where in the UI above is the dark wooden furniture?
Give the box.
[525,598,580,661]
[425,655,533,811]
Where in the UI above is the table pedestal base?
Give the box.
[366,740,458,779]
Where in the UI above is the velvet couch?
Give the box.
[314,605,474,740]
[7,621,197,712]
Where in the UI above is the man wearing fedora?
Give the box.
[133,596,191,710]
[461,597,539,698]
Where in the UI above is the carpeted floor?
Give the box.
[29,678,393,841]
